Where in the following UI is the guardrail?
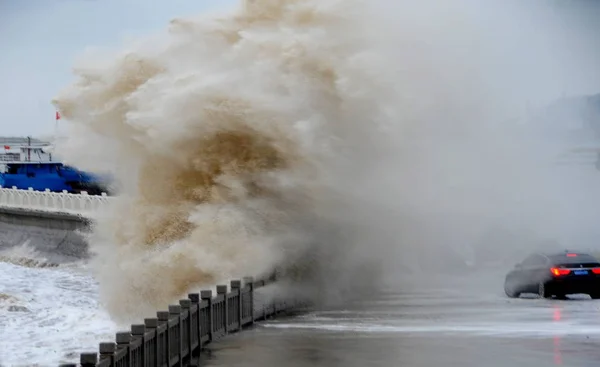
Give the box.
[0,187,113,216]
[57,276,306,367]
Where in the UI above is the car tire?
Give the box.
[538,282,551,299]
[504,283,519,298]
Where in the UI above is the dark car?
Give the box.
[504,251,600,299]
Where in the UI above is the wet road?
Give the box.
[201,274,600,367]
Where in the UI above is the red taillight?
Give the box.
[566,253,577,257]
[592,268,600,275]
[551,267,571,276]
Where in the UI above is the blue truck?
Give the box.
[0,161,111,195]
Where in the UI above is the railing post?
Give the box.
[188,293,201,353]
[80,352,98,367]
[231,280,242,331]
[243,276,255,324]
[61,189,68,210]
[116,331,131,365]
[200,290,213,343]
[26,187,33,208]
[180,298,192,361]
[169,304,183,366]
[145,318,159,366]
[131,324,146,367]
[188,293,201,355]
[99,342,116,365]
[217,285,228,334]
[158,310,171,365]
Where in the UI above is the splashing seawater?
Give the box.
[52,0,600,322]
[52,0,400,321]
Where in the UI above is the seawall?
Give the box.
[56,277,312,367]
[0,192,313,366]
[0,206,91,263]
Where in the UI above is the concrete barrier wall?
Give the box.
[0,187,108,262]
[0,206,91,262]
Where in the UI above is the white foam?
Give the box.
[0,261,116,366]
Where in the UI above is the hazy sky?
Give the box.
[0,0,234,137]
[2,0,600,138]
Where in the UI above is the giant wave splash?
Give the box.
[52,0,600,322]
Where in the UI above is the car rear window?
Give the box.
[555,262,600,268]
[549,254,600,266]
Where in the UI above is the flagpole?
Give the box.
[53,111,61,162]
[54,111,60,137]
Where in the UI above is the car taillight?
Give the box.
[551,267,570,276]
[592,268,600,275]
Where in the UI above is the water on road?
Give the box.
[3,260,600,366]
[201,275,600,367]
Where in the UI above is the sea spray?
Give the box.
[53,0,600,322]
[52,0,398,320]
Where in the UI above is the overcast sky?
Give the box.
[1,0,600,138]
[0,0,234,137]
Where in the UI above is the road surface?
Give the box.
[201,273,600,367]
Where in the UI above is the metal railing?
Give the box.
[58,276,305,367]
[0,187,113,216]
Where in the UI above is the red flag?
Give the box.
[3,146,9,150]
[55,111,61,120]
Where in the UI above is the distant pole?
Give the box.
[54,111,61,139]
[27,136,31,162]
